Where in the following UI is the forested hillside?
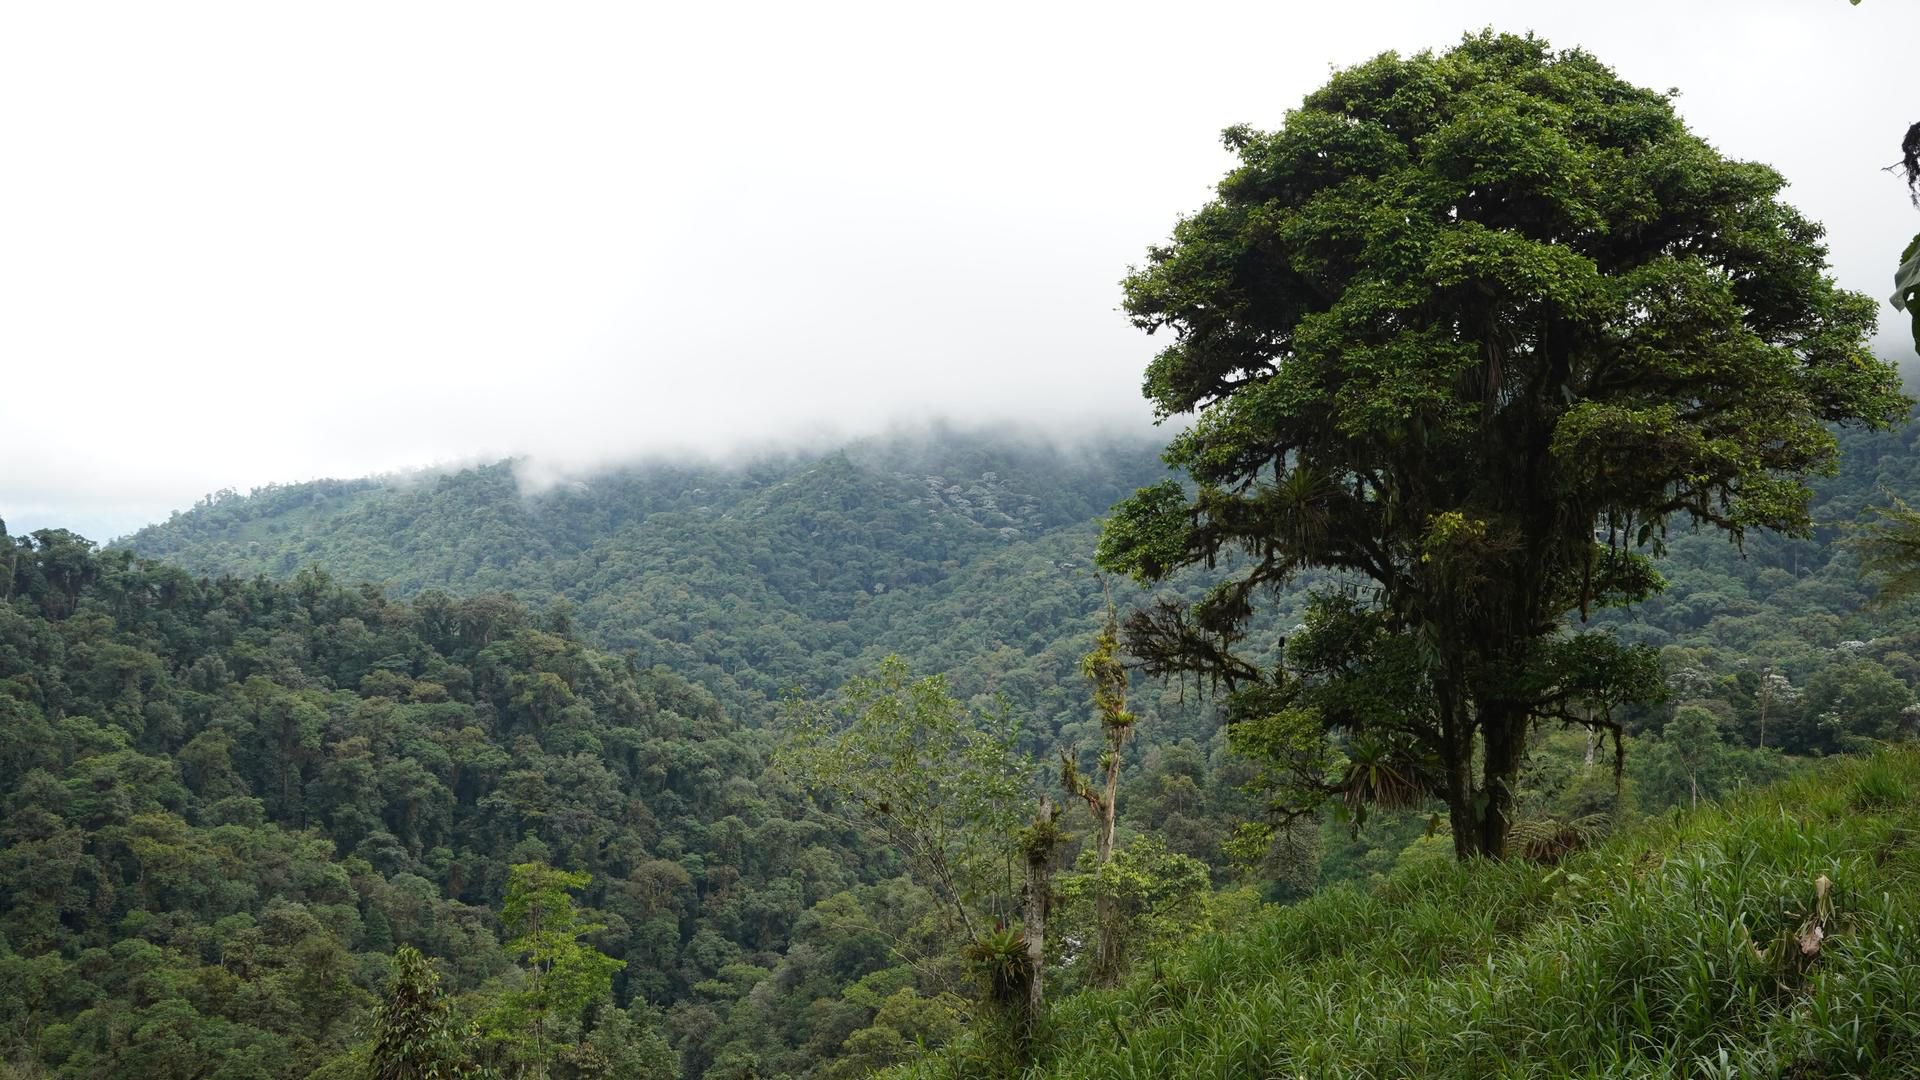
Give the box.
[12,477,1920,1076]
[113,412,1920,851]
[121,415,1920,761]
[0,528,1045,1078]
[20,346,1920,1080]
[8,3,1920,1076]
[121,430,1206,737]
[106,412,1920,918]
[47,35,1920,1074]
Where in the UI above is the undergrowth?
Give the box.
[893,748,1920,1079]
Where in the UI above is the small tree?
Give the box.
[1019,795,1058,1029]
[368,946,474,1080]
[1753,668,1800,750]
[1059,608,1136,985]
[1056,836,1211,985]
[1794,659,1915,752]
[1667,704,1722,809]
[1631,703,1792,813]
[776,658,1033,941]
[1098,32,1908,859]
[776,657,1056,1054]
[554,1004,678,1080]
[484,863,623,1079]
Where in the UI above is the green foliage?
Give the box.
[961,926,1030,1007]
[1055,836,1213,986]
[1631,704,1734,810]
[817,988,961,1080]
[369,946,473,1080]
[775,658,1034,942]
[1795,658,1916,751]
[1895,231,1920,354]
[552,1004,677,1080]
[34,405,1920,1073]
[119,433,1179,735]
[1859,495,1920,605]
[956,926,1036,1074]
[0,526,928,1078]
[1078,616,1133,736]
[891,749,1920,1079]
[481,864,624,1077]
[1097,31,1907,858]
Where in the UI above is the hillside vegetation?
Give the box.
[121,430,1203,736]
[98,422,1920,1076]
[0,528,992,1078]
[117,419,1920,794]
[9,18,1920,1080]
[118,418,1920,740]
[897,749,1920,1079]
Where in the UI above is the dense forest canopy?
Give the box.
[120,430,1184,736]
[0,525,1022,1078]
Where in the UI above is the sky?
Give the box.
[3,0,1917,540]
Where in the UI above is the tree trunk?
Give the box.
[1092,751,1122,985]
[1446,794,1479,860]
[1099,753,1119,864]
[1439,700,1528,861]
[1474,709,1529,860]
[1093,896,1121,986]
[1442,701,1479,861]
[1022,796,1056,1040]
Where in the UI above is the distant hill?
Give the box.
[121,416,1920,750]
[119,428,1281,747]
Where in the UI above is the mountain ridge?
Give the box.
[116,430,1182,728]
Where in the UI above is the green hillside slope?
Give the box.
[99,418,1920,1078]
[898,750,1920,1079]
[25,416,1920,1077]
[118,419,1920,758]
[120,430,1183,726]
[0,527,978,1078]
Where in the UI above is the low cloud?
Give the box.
[5,1,1918,541]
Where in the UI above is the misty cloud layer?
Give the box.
[5,0,1918,539]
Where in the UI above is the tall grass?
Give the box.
[894,749,1920,1079]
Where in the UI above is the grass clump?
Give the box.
[892,749,1920,1079]
[1849,757,1908,812]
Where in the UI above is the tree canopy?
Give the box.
[1097,32,1909,858]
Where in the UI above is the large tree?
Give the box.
[1097,32,1908,859]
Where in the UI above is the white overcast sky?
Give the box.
[3,0,1917,539]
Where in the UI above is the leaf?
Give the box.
[1895,232,1920,354]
